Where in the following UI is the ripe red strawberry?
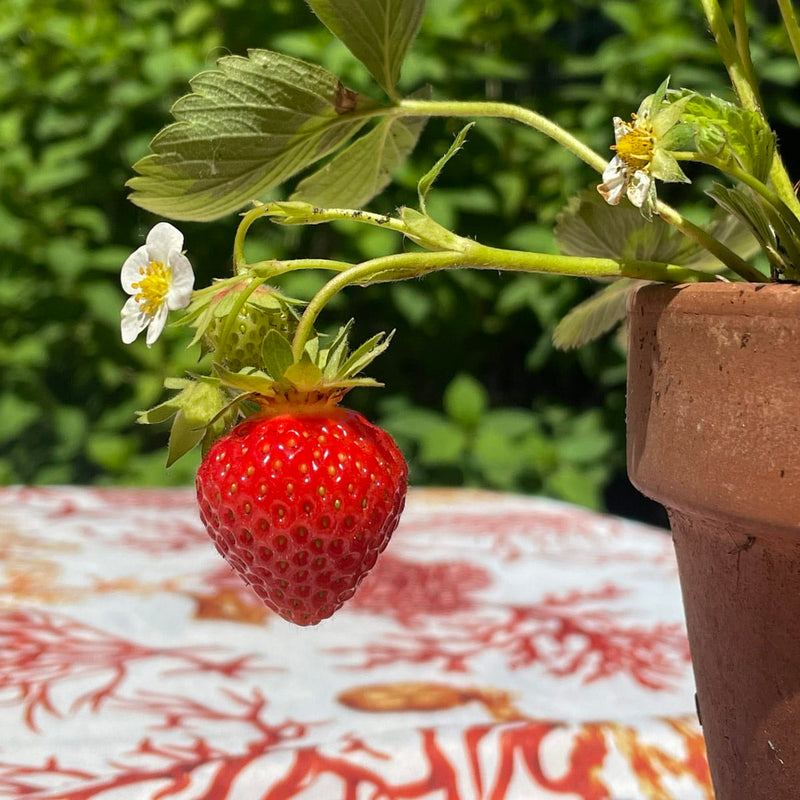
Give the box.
[196,405,408,626]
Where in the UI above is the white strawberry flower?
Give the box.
[120,222,194,347]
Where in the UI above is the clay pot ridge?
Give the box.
[626,281,800,530]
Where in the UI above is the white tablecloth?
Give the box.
[0,486,710,799]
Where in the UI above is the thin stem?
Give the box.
[700,0,762,111]
[248,258,352,280]
[732,0,763,109]
[656,201,765,281]
[233,206,270,272]
[397,98,609,174]
[777,0,800,73]
[699,0,800,217]
[291,247,715,358]
[676,149,800,236]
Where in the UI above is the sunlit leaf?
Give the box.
[553,278,647,350]
[291,114,426,208]
[306,0,426,96]
[127,50,380,221]
[680,92,775,182]
[417,122,474,213]
[555,189,757,268]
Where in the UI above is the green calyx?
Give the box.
[139,267,393,463]
[137,376,239,466]
[215,320,393,407]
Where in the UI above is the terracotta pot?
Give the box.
[626,282,800,800]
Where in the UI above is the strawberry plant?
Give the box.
[122,0,800,623]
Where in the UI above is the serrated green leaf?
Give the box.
[681,93,775,182]
[339,330,393,379]
[555,190,701,263]
[127,50,379,221]
[555,189,757,270]
[553,278,647,350]
[417,122,474,213]
[292,114,426,208]
[261,330,295,380]
[306,0,425,96]
[707,182,799,278]
[322,321,354,378]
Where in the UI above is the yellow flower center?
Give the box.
[613,119,655,170]
[131,261,170,316]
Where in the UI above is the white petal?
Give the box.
[166,252,195,310]
[601,155,626,185]
[120,296,150,343]
[146,222,184,261]
[597,159,628,206]
[120,246,150,293]
[612,117,631,143]
[626,170,654,208]
[147,222,184,254]
[145,302,170,347]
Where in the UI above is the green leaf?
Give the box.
[555,190,701,263]
[339,330,393,379]
[418,421,468,466]
[556,189,757,269]
[167,410,207,467]
[284,353,324,388]
[680,93,775,182]
[291,114,426,208]
[322,321,354,378]
[261,330,295,381]
[417,122,474,213]
[443,373,488,428]
[0,394,39,444]
[707,182,797,277]
[306,0,426,96]
[127,50,379,221]
[553,278,646,350]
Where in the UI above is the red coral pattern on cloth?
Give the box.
[0,487,710,799]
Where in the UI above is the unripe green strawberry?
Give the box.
[204,285,296,372]
[195,405,408,626]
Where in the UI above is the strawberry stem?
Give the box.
[290,245,716,360]
[233,205,271,273]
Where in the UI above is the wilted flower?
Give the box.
[598,80,691,220]
[598,114,659,217]
[120,222,194,346]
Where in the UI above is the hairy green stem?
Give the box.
[699,0,762,111]
[699,0,800,218]
[676,149,800,241]
[732,0,763,109]
[777,0,800,74]
[291,247,714,359]
[656,201,764,281]
[233,205,271,271]
[397,98,609,174]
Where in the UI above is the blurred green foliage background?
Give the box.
[2,0,797,521]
